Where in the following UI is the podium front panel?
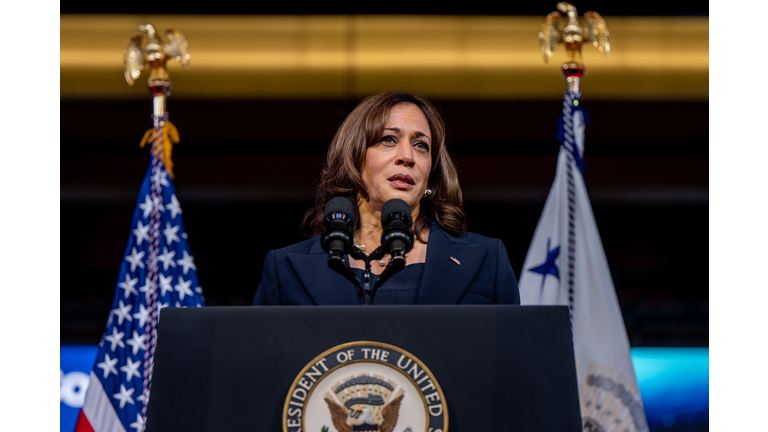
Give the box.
[146,305,581,431]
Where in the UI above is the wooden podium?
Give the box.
[146,305,581,431]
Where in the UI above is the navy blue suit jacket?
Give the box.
[252,223,520,305]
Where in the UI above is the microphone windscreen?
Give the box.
[381,199,412,224]
[324,196,356,223]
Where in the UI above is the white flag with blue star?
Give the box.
[519,92,648,432]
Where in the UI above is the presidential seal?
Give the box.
[283,342,448,432]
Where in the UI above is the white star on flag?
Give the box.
[120,357,142,381]
[174,276,194,300]
[152,169,170,187]
[104,327,126,351]
[158,274,174,296]
[112,300,134,325]
[138,276,153,301]
[96,353,118,378]
[133,303,151,327]
[158,246,177,270]
[136,387,150,404]
[130,413,146,432]
[176,250,197,274]
[133,220,150,245]
[126,330,148,355]
[118,274,139,298]
[163,223,180,245]
[125,247,145,272]
[152,195,165,214]
[166,194,183,218]
[113,384,136,409]
[139,195,153,219]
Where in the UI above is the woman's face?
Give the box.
[361,102,433,215]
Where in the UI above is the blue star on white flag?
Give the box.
[526,237,560,299]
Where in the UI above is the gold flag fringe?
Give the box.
[139,121,180,179]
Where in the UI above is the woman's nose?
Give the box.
[395,141,415,167]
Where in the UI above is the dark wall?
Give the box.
[61,0,708,347]
[60,96,708,346]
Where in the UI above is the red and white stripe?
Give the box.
[75,372,127,432]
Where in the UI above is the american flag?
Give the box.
[75,154,205,432]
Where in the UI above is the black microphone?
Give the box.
[321,196,355,264]
[380,199,414,269]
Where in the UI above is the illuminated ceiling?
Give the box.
[61,15,708,100]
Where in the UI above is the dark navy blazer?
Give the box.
[252,223,520,305]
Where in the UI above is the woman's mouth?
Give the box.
[388,174,415,188]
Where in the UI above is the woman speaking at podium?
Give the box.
[253,91,520,305]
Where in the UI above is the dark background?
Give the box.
[60,3,708,348]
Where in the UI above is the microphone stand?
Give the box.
[328,247,406,306]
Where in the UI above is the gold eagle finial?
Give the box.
[123,22,190,88]
[124,22,189,179]
[539,2,610,66]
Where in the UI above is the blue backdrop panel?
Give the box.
[632,348,709,430]
[60,346,98,432]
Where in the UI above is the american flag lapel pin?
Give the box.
[449,256,461,266]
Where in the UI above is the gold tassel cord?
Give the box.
[139,121,180,179]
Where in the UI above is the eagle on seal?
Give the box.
[324,392,404,432]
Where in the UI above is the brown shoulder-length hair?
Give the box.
[301,91,467,241]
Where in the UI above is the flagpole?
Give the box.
[525,4,650,431]
[538,0,609,325]
[123,21,190,421]
[75,22,203,432]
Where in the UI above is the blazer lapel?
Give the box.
[418,225,487,304]
[287,238,359,305]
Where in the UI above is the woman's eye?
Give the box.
[381,135,396,144]
[415,141,430,152]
